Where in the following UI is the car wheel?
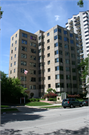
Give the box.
[70,104,73,108]
[79,104,82,107]
[63,107,66,108]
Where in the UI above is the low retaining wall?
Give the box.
[40,100,61,104]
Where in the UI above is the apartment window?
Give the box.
[73,76,76,80]
[15,40,17,44]
[87,50,89,52]
[48,68,50,72]
[59,50,62,55]
[14,61,16,65]
[48,76,51,80]
[20,76,26,81]
[47,46,50,50]
[11,63,12,67]
[58,35,62,40]
[86,42,89,44]
[60,74,64,79]
[12,37,14,40]
[15,34,17,37]
[55,58,59,63]
[86,38,89,41]
[30,70,36,74]
[39,49,42,53]
[29,85,36,89]
[21,84,26,88]
[54,28,57,33]
[55,66,59,71]
[55,50,58,55]
[66,67,70,71]
[64,37,69,42]
[54,43,58,47]
[48,61,50,65]
[30,62,36,67]
[59,43,62,47]
[59,58,63,63]
[14,54,16,58]
[64,30,67,35]
[55,74,59,79]
[55,83,60,88]
[47,32,50,36]
[47,53,50,57]
[10,70,12,74]
[21,54,27,59]
[11,50,13,53]
[47,39,50,43]
[70,33,73,37]
[22,33,27,38]
[67,83,71,88]
[54,35,58,40]
[66,59,70,64]
[73,84,77,88]
[86,46,89,48]
[14,69,16,73]
[85,34,89,37]
[12,43,13,47]
[48,84,51,88]
[65,52,69,56]
[71,47,75,51]
[58,28,61,33]
[65,44,69,49]
[30,42,36,47]
[85,30,89,33]
[60,83,64,88]
[15,47,17,51]
[21,46,27,51]
[30,55,36,60]
[31,49,36,53]
[11,56,13,60]
[21,68,26,73]
[30,36,36,41]
[66,75,71,80]
[72,61,75,65]
[21,61,27,66]
[22,39,27,44]
[30,77,36,82]
[71,54,75,58]
[60,66,63,71]
[70,40,74,44]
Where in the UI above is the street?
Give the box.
[0,106,89,135]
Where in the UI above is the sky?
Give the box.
[0,0,89,76]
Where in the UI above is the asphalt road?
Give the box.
[0,106,89,135]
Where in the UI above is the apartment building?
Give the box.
[66,10,89,91]
[9,25,80,97]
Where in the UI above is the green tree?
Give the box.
[47,88,56,94]
[77,0,84,7]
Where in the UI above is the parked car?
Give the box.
[62,98,82,108]
[82,99,88,106]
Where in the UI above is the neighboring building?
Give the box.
[9,25,80,97]
[66,10,89,91]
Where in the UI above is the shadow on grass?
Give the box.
[0,127,89,135]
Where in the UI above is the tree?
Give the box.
[47,88,56,94]
[77,0,84,7]
[0,7,3,19]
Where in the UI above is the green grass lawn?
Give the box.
[1,108,18,113]
[25,102,51,106]
[1,105,10,108]
[40,105,62,109]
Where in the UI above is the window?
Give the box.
[59,50,62,55]
[64,37,69,42]
[47,46,50,50]
[47,39,50,43]
[55,58,59,63]
[10,63,12,67]
[29,85,36,89]
[48,68,50,72]
[20,76,26,81]
[21,84,26,88]
[58,35,62,40]
[48,76,51,80]
[65,52,69,56]
[64,30,67,35]
[21,46,27,51]
[30,62,36,67]
[55,83,60,88]
[21,61,27,66]
[59,43,62,47]
[14,61,16,65]
[72,61,75,65]
[58,28,61,33]
[12,43,13,47]
[47,32,50,36]
[11,56,13,60]
[67,83,71,88]
[21,68,27,73]
[72,68,76,72]
[70,33,73,37]
[55,66,59,71]
[60,83,64,88]
[48,61,50,65]
[30,77,36,82]
[54,35,58,40]
[66,67,70,71]
[30,55,36,60]
[22,33,27,38]
[47,53,50,57]
[10,70,12,74]
[11,50,13,53]
[30,36,36,41]
[59,58,63,63]
[71,54,75,58]
[14,54,16,58]
[12,37,14,40]
[54,28,57,33]
[30,42,36,47]
[21,54,27,59]
[22,39,27,44]
[73,76,76,80]
[55,74,59,79]
[30,70,36,74]
[66,75,71,80]
[60,74,64,79]
[54,43,58,47]
[15,47,17,51]
[70,40,74,44]
[66,59,70,64]
[60,66,63,71]
[15,40,17,44]
[55,50,58,55]
[71,47,75,51]
[65,44,69,49]
[31,49,36,53]
[14,69,16,73]
[48,84,51,88]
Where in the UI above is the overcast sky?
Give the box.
[0,0,89,75]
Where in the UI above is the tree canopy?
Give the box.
[77,0,84,7]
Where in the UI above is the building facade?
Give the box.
[9,25,80,97]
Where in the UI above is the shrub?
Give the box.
[67,94,80,98]
[43,92,57,99]
[48,98,56,101]
[30,93,34,98]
